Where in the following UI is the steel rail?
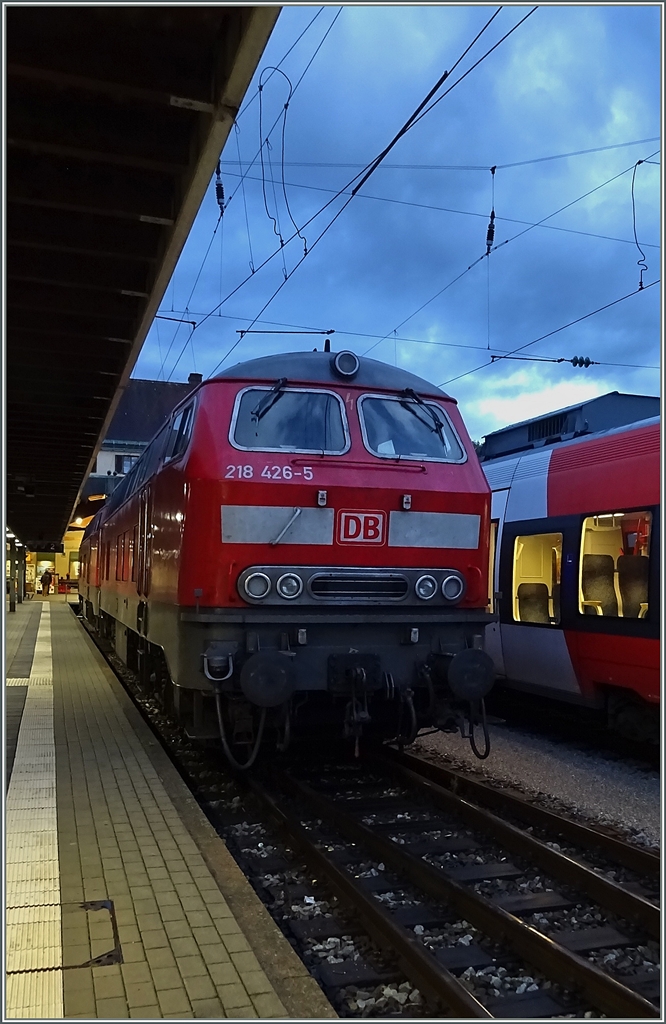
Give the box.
[278,771,659,1019]
[377,756,659,939]
[384,748,660,877]
[245,775,493,1018]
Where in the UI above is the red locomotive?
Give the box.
[79,350,495,767]
[481,396,659,743]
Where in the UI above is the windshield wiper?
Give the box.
[251,378,288,422]
[399,387,446,443]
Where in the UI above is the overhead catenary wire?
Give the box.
[158,6,347,380]
[290,6,343,94]
[438,280,660,388]
[220,169,660,249]
[157,308,659,371]
[491,149,659,254]
[361,148,660,359]
[226,8,343,213]
[408,7,539,133]
[204,6,524,377]
[631,160,649,289]
[234,122,256,273]
[235,7,325,121]
[157,213,223,381]
[224,136,660,172]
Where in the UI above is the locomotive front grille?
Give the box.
[309,573,409,600]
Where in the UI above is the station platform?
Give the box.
[5,596,336,1020]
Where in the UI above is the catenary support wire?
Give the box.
[205,4,515,376]
[631,160,649,289]
[362,148,659,359]
[438,280,660,387]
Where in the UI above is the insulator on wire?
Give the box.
[215,159,225,215]
[571,356,591,368]
[485,210,495,254]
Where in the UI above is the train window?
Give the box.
[358,395,465,462]
[231,387,348,453]
[116,535,123,581]
[513,532,562,624]
[122,531,131,581]
[165,406,195,463]
[131,526,137,582]
[579,511,651,618]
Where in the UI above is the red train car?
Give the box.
[79,350,495,767]
[482,402,659,743]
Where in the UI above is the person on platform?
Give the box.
[40,569,53,596]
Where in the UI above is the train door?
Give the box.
[485,489,508,676]
[91,536,99,589]
[499,520,580,695]
[137,486,153,598]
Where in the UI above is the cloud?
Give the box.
[133,4,660,442]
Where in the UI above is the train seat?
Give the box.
[617,554,649,618]
[581,553,618,616]
[517,582,551,624]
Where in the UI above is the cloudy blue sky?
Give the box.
[133,4,662,442]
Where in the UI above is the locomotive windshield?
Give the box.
[232,386,348,453]
[359,394,465,461]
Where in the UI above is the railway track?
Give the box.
[78,607,660,1018]
[244,753,660,1019]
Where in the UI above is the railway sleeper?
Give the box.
[276,770,658,1018]
[377,756,659,939]
[386,748,659,878]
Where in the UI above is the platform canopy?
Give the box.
[5,6,280,548]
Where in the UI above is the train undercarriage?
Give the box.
[85,601,496,769]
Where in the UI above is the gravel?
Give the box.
[413,724,661,846]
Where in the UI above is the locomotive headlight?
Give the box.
[441,574,465,602]
[415,574,438,600]
[244,573,271,599]
[276,573,303,600]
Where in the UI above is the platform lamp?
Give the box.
[6,531,17,613]
[15,541,25,604]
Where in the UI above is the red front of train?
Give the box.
[80,351,495,765]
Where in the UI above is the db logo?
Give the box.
[338,510,386,544]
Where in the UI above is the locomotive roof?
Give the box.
[213,351,452,400]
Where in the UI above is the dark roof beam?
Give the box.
[8,281,144,320]
[7,137,187,176]
[6,211,160,259]
[7,153,175,223]
[7,62,216,111]
[8,314,138,346]
[9,86,195,166]
[7,318,133,345]
[7,248,151,294]
[8,276,147,299]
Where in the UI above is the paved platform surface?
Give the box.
[5,597,336,1019]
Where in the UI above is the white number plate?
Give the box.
[224,465,313,481]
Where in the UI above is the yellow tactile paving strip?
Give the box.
[6,603,65,1019]
[30,600,334,1019]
